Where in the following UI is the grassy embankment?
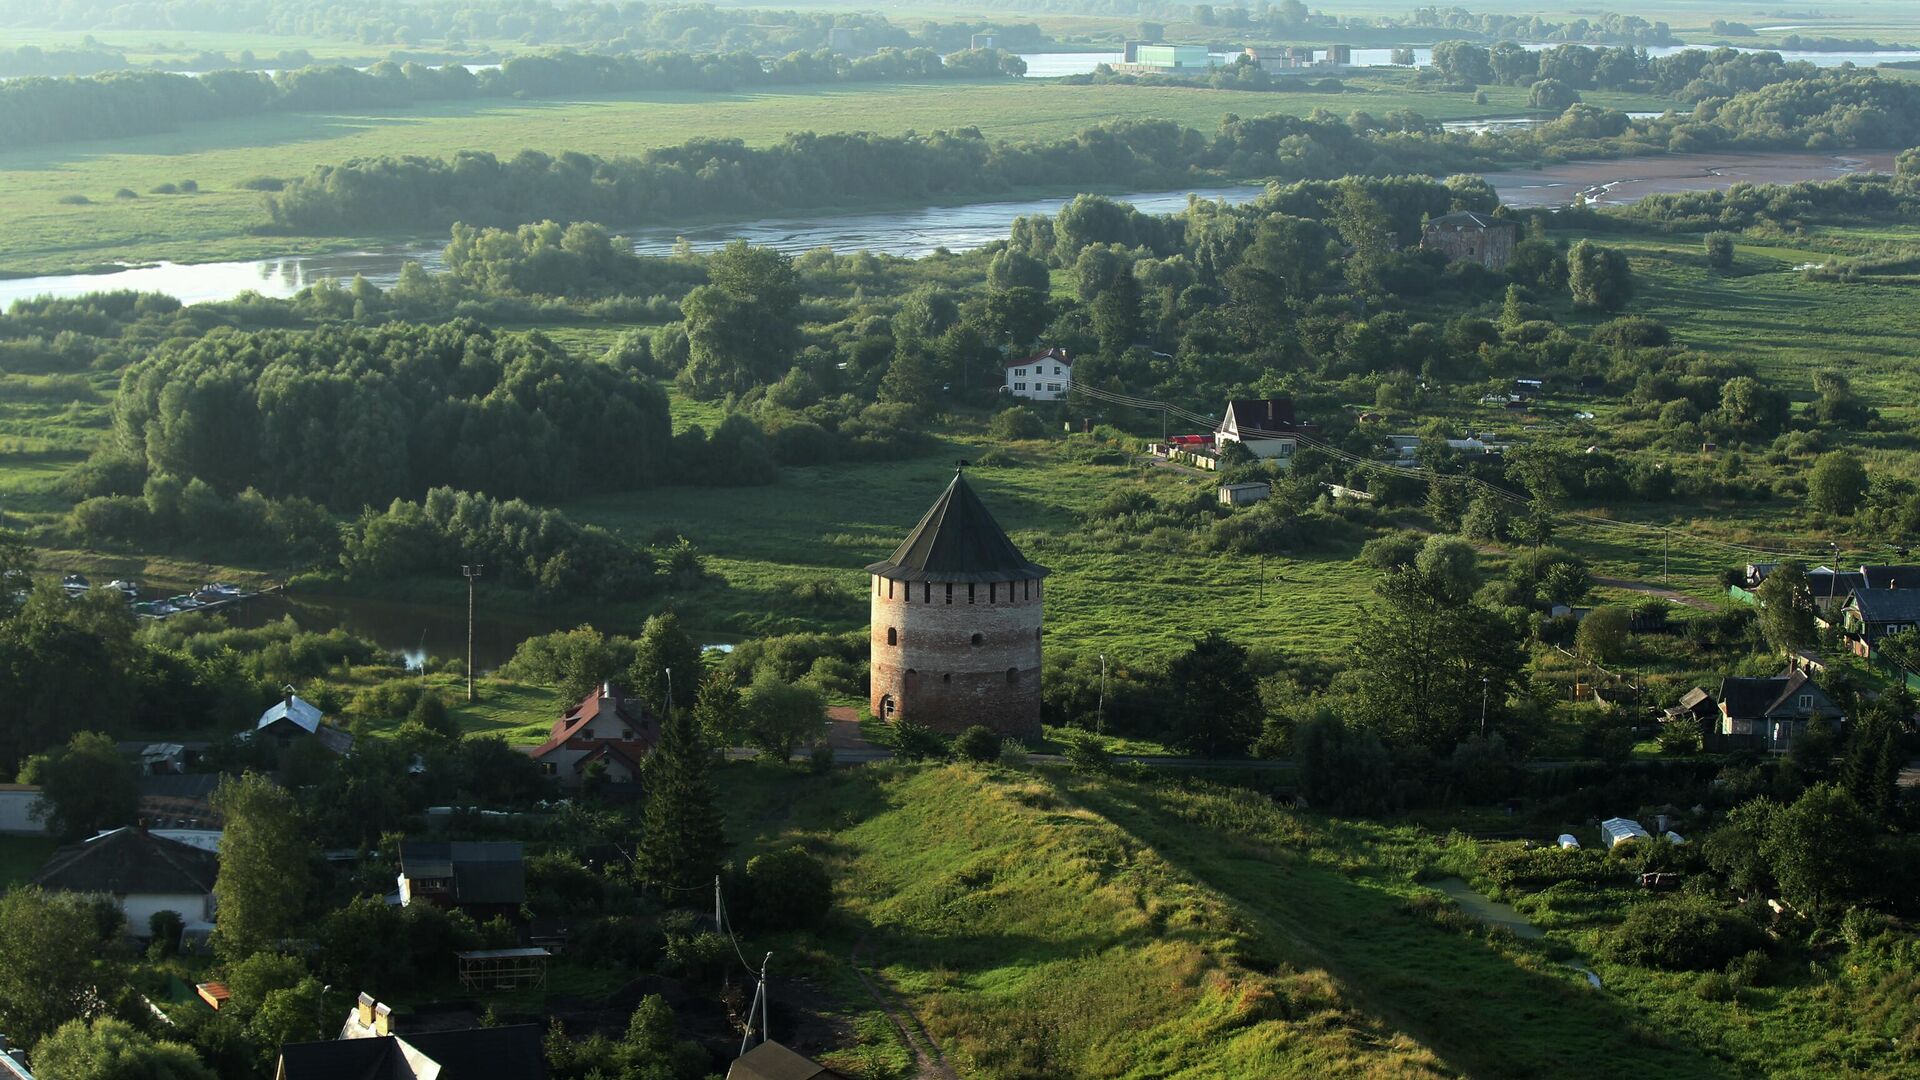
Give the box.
[736,759,1824,1078]
[0,73,1671,275]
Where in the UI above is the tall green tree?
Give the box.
[211,773,313,959]
[679,242,798,399]
[690,669,742,748]
[0,887,117,1048]
[627,613,704,714]
[1806,450,1868,516]
[1764,783,1876,914]
[1754,562,1817,654]
[1167,630,1262,757]
[739,671,826,762]
[1346,566,1525,752]
[16,731,138,841]
[1568,239,1632,311]
[635,701,725,895]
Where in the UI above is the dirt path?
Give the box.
[850,935,959,1080]
[825,706,874,751]
[1592,576,1719,611]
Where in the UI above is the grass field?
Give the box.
[0,76,1670,274]
[726,758,1913,1078]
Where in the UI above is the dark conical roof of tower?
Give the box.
[867,471,1049,584]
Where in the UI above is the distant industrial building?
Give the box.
[1132,43,1216,69]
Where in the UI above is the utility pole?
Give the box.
[665,667,674,720]
[1662,530,1669,585]
[714,874,724,934]
[1258,554,1265,605]
[1480,675,1489,735]
[462,564,483,702]
[1097,654,1107,734]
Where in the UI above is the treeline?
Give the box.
[0,43,332,77]
[0,45,1026,148]
[0,0,1043,56]
[109,320,672,508]
[1393,8,1675,45]
[1426,41,1826,101]
[338,487,688,601]
[264,114,1496,233]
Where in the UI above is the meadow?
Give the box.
[0,74,1670,274]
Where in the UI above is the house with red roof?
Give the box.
[1003,346,1071,401]
[526,683,659,789]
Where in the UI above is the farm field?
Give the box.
[0,75,1671,274]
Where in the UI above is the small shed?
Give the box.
[196,982,232,1010]
[1599,817,1650,850]
[727,1041,846,1080]
[1217,482,1271,506]
[456,947,550,992]
[1556,834,1580,850]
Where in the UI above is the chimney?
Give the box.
[357,992,375,1028]
[602,681,612,699]
[374,1002,392,1037]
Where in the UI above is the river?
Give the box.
[0,184,1267,307]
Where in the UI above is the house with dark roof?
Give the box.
[1215,398,1306,463]
[1842,587,1920,657]
[397,841,526,919]
[1003,346,1071,401]
[1860,565,1920,590]
[1713,668,1845,752]
[276,1023,546,1080]
[727,1041,845,1080]
[1419,210,1520,269]
[527,683,658,789]
[867,469,1050,736]
[252,691,354,756]
[33,827,219,935]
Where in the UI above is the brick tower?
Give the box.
[868,469,1048,736]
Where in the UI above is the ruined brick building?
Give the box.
[868,469,1047,736]
[1419,210,1520,269]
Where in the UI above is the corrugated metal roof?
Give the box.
[257,694,326,733]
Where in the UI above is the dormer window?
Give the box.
[1798,694,1813,711]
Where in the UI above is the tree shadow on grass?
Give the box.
[1067,780,1747,1080]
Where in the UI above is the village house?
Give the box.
[1419,211,1520,269]
[396,840,526,920]
[1841,587,1920,657]
[0,784,47,836]
[526,683,659,789]
[1004,346,1071,401]
[33,826,219,936]
[276,994,546,1080]
[252,691,353,756]
[1216,398,1307,463]
[1711,667,1845,752]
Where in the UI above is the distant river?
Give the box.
[0,184,1266,307]
[0,149,1898,307]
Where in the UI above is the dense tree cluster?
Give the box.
[339,487,684,601]
[1427,41,1829,103]
[0,45,1026,148]
[112,320,671,507]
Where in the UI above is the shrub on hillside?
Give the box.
[743,847,832,930]
[1604,898,1766,971]
[954,725,1002,763]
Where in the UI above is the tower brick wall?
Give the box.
[869,574,1043,736]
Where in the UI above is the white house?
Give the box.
[1216,398,1301,462]
[33,827,219,936]
[0,784,48,835]
[1004,347,1071,401]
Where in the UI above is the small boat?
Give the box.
[202,582,247,597]
[167,594,202,609]
[147,601,180,616]
[61,573,90,593]
[109,579,141,598]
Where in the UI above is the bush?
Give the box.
[743,847,832,930]
[148,909,184,956]
[890,718,947,762]
[114,187,138,199]
[1605,898,1766,971]
[1705,232,1735,268]
[238,176,286,191]
[1062,731,1113,774]
[56,193,91,205]
[953,724,1002,763]
[989,405,1047,441]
